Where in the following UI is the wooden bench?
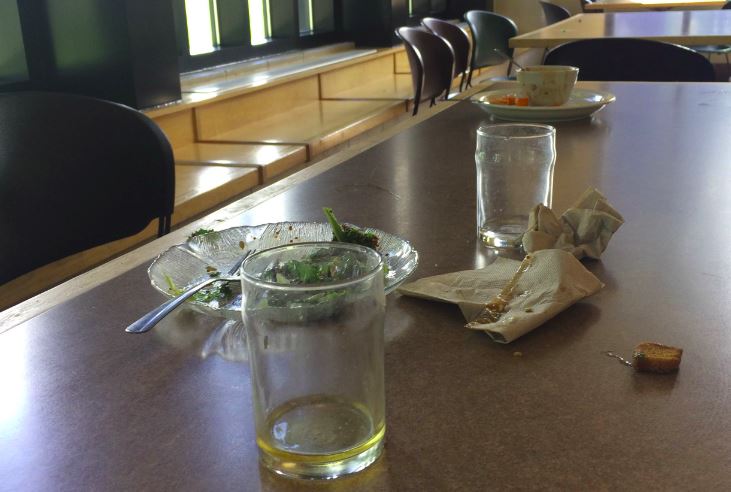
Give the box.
[320,55,414,100]
[193,77,407,157]
[183,49,378,95]
[172,164,260,225]
[174,142,307,182]
[180,43,374,92]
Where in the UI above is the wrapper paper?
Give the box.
[397,249,603,343]
[523,188,624,260]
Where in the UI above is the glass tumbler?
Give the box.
[241,242,386,479]
[475,124,556,248]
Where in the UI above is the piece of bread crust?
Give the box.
[632,342,683,373]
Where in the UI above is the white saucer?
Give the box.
[471,89,616,122]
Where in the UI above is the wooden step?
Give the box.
[198,99,407,156]
[174,143,307,181]
[182,49,378,95]
[322,73,414,100]
[172,164,260,225]
[320,55,413,100]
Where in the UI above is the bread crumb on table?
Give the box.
[632,342,683,373]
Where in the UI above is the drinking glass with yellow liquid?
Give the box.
[241,243,386,479]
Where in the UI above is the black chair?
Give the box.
[690,1,731,67]
[396,27,455,116]
[464,10,519,86]
[0,91,175,284]
[540,1,571,25]
[422,17,471,92]
[544,38,716,82]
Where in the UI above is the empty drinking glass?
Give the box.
[476,124,556,248]
[241,242,386,479]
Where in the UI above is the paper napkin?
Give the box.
[397,249,603,343]
[523,188,624,260]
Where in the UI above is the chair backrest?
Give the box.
[464,10,518,70]
[544,38,716,82]
[396,27,454,110]
[0,91,175,284]
[422,17,471,77]
[540,1,571,25]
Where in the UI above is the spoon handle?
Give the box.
[125,249,255,334]
[126,277,222,333]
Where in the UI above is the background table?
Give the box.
[510,10,731,48]
[585,0,726,11]
[2,82,731,491]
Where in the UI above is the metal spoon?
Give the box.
[493,49,525,71]
[125,249,256,334]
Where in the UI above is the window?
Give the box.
[298,0,313,34]
[248,0,271,46]
[185,0,220,55]
[174,0,343,72]
[0,0,28,84]
[299,0,334,36]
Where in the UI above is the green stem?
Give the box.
[323,207,346,242]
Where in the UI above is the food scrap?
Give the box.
[164,274,234,304]
[323,207,380,249]
[488,94,530,106]
[189,228,215,239]
[632,342,683,373]
[603,342,683,373]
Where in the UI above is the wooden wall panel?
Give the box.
[153,109,196,149]
[195,77,319,140]
[319,54,394,97]
[395,50,411,74]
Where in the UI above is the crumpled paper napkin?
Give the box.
[523,188,624,260]
[397,249,603,343]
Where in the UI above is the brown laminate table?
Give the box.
[585,0,726,11]
[2,82,731,491]
[510,10,731,48]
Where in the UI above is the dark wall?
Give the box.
[7,0,181,109]
[341,0,410,47]
[448,0,494,17]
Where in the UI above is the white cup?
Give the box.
[516,65,579,107]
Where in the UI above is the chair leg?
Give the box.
[412,82,423,116]
[466,67,474,88]
[459,72,466,92]
[158,215,171,236]
[507,60,513,77]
